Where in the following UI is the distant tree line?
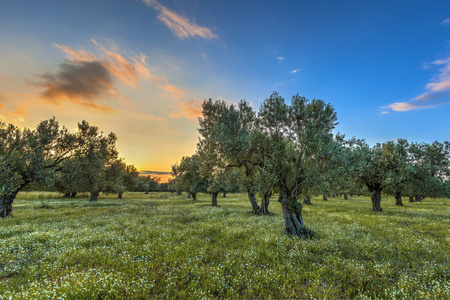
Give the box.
[170,92,450,237]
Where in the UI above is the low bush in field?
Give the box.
[0,192,448,299]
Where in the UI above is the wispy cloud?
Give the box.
[170,99,203,119]
[277,57,285,61]
[383,57,450,111]
[290,69,300,74]
[142,0,217,39]
[140,170,171,175]
[381,111,389,114]
[441,18,450,26]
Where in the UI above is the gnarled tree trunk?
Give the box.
[118,192,123,199]
[303,196,312,205]
[260,191,271,215]
[1,193,18,218]
[191,192,197,200]
[90,192,99,202]
[323,194,328,201]
[223,192,227,198]
[278,182,312,237]
[344,193,349,200]
[395,192,403,206]
[409,196,414,203]
[247,191,261,214]
[368,184,383,212]
[212,192,218,206]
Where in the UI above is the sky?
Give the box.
[1,0,450,182]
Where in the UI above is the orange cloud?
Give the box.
[51,40,187,100]
[170,99,203,119]
[143,0,217,39]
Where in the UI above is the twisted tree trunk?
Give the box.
[247,191,261,214]
[90,192,99,201]
[191,192,197,201]
[278,182,312,237]
[322,194,328,201]
[212,192,218,206]
[303,196,312,205]
[367,183,383,212]
[223,192,227,198]
[409,196,414,203]
[0,193,17,218]
[371,194,382,211]
[344,193,349,200]
[118,192,123,199]
[260,191,271,215]
[395,192,403,206]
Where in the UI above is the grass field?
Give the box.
[0,192,449,299]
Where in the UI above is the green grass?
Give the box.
[1,192,449,299]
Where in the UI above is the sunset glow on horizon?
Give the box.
[1,0,450,181]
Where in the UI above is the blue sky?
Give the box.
[1,0,449,178]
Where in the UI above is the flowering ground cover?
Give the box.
[0,192,448,299]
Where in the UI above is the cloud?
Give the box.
[140,170,171,175]
[441,18,450,26]
[381,111,389,114]
[37,40,187,112]
[383,102,434,112]
[383,57,450,111]
[39,61,115,109]
[290,69,300,74]
[54,40,150,90]
[277,57,285,61]
[142,0,217,39]
[170,99,203,119]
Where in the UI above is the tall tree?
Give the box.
[258,93,337,236]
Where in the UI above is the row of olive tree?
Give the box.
[170,92,450,237]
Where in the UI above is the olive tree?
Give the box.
[0,118,102,217]
[197,99,273,214]
[258,93,337,236]
[171,154,207,200]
